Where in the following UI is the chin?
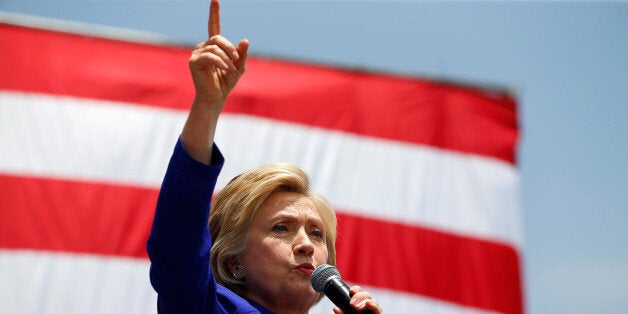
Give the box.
[289,282,317,298]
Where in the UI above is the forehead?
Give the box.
[255,191,322,222]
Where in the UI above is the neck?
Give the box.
[246,293,316,314]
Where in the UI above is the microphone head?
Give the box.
[311,264,341,293]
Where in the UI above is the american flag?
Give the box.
[0,16,522,314]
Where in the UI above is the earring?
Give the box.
[233,264,245,279]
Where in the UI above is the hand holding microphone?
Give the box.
[311,264,382,314]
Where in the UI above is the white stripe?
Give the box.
[0,91,185,188]
[0,250,156,314]
[0,250,497,314]
[0,91,521,247]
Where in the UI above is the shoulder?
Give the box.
[215,285,274,314]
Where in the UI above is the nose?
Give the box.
[293,228,315,257]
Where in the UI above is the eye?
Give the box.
[271,224,288,232]
[311,229,325,240]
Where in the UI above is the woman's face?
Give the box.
[239,191,329,312]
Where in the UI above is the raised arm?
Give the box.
[181,0,249,164]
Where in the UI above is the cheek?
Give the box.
[316,243,329,264]
[256,238,291,261]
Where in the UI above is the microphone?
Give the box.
[311,264,374,314]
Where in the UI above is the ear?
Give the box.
[227,256,240,272]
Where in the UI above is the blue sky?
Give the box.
[2,1,627,313]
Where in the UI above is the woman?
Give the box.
[146,1,383,313]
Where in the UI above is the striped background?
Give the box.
[0,22,522,314]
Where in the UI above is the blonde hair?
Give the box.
[209,163,337,295]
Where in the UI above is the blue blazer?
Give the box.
[147,139,274,314]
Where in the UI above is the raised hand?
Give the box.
[188,0,249,110]
[182,0,249,164]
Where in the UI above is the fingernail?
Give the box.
[232,50,239,60]
[350,298,357,305]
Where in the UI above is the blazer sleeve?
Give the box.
[146,137,225,313]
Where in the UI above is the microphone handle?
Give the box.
[323,277,375,314]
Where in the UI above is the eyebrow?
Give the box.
[270,212,324,226]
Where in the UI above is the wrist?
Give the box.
[191,96,225,115]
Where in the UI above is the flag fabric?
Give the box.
[0,19,522,314]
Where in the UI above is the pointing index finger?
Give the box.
[208,0,221,37]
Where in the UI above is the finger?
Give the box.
[189,51,230,71]
[208,0,221,37]
[363,300,383,313]
[208,35,239,61]
[350,299,379,313]
[349,285,364,295]
[350,292,372,308]
[234,39,249,71]
[351,290,371,300]
[195,44,235,70]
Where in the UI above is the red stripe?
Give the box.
[0,174,155,259]
[0,23,518,164]
[0,174,521,313]
[336,213,523,314]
